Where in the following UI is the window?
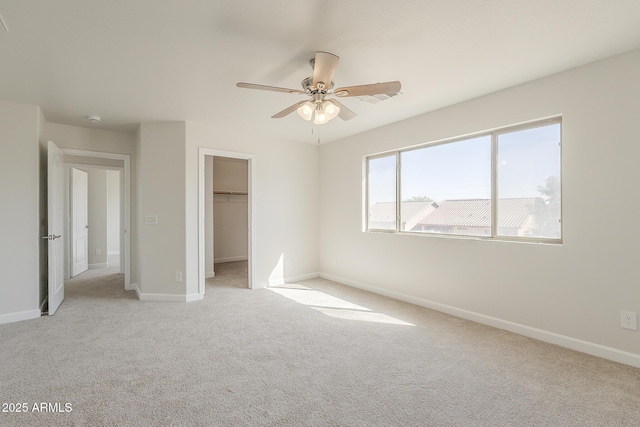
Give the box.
[365,118,562,243]
[400,135,491,235]
[496,123,561,240]
[367,154,396,231]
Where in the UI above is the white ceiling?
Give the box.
[1,1,639,144]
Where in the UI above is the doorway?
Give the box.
[210,156,249,287]
[66,167,122,277]
[62,149,131,289]
[198,148,255,296]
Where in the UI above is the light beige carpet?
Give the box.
[1,261,639,426]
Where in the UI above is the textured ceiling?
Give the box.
[1,0,639,144]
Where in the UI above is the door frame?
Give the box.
[198,148,255,295]
[62,149,131,289]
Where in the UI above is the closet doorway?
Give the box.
[199,148,255,295]
[211,156,248,287]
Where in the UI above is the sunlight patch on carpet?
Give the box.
[268,286,414,326]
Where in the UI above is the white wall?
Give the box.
[107,170,120,255]
[137,122,186,296]
[0,100,41,323]
[48,123,136,155]
[319,49,640,364]
[213,196,248,262]
[185,122,320,292]
[213,157,248,263]
[213,156,249,191]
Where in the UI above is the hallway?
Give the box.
[63,254,130,302]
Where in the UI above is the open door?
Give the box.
[46,141,65,315]
[70,168,89,277]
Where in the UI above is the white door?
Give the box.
[70,168,89,277]
[47,141,65,315]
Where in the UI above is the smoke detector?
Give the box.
[86,116,101,123]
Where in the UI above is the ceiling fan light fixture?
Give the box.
[313,107,328,125]
[323,100,340,120]
[296,101,314,121]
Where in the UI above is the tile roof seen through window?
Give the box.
[418,198,539,228]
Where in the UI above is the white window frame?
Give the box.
[364,117,562,244]
[365,152,399,232]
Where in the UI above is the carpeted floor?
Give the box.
[1,261,639,426]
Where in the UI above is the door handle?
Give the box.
[42,234,62,240]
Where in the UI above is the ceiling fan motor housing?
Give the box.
[301,76,334,95]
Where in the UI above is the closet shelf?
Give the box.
[213,190,248,196]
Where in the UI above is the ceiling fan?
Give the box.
[236,51,401,125]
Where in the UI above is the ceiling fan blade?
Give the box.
[271,100,308,118]
[312,52,339,89]
[237,82,305,95]
[334,81,401,97]
[329,99,357,121]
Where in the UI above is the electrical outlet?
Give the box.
[620,311,637,330]
[95,248,101,255]
[331,257,337,266]
[175,271,183,282]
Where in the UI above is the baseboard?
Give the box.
[320,272,640,368]
[89,263,109,269]
[0,309,41,325]
[214,256,248,263]
[125,282,137,292]
[134,288,190,302]
[265,272,320,287]
[138,292,185,302]
[206,271,215,279]
[132,283,202,302]
[133,283,142,300]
